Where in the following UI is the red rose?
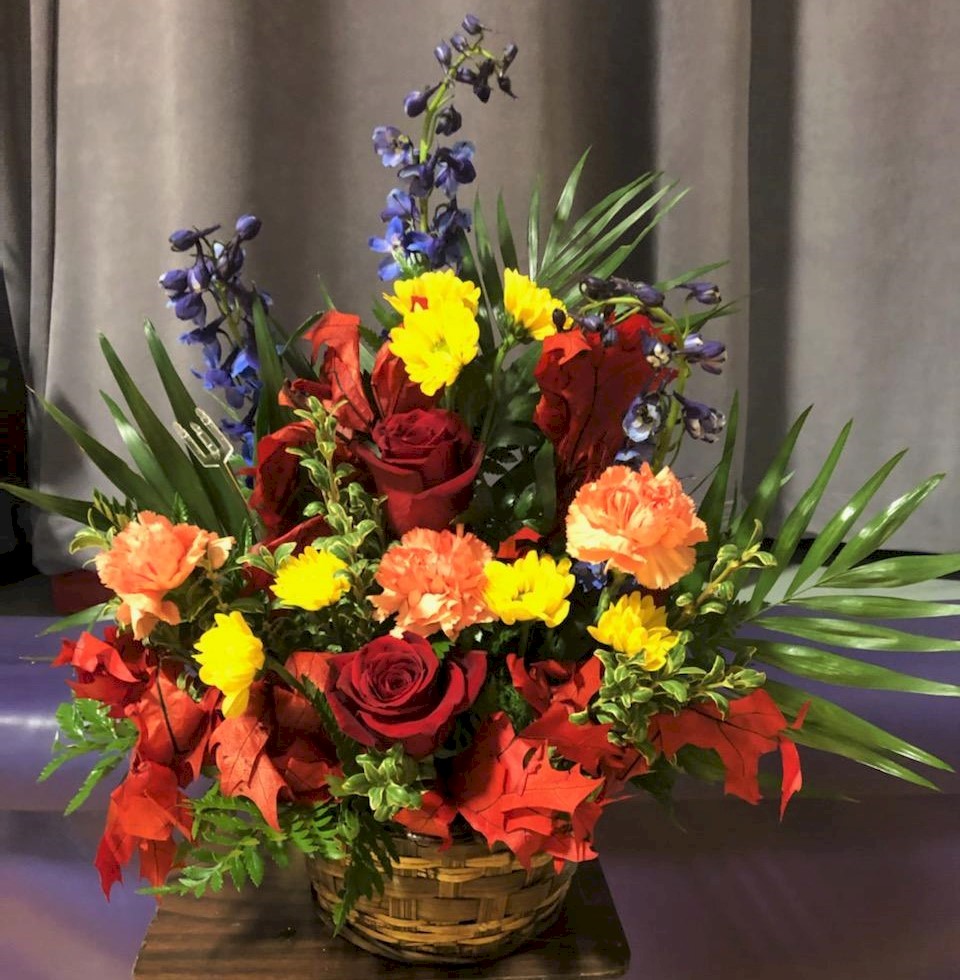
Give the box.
[53,627,155,718]
[534,314,675,516]
[324,632,486,758]
[354,409,483,534]
[248,421,316,535]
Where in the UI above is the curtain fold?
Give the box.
[4,0,959,571]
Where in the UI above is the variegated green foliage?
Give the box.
[695,405,960,789]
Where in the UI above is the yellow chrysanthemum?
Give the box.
[385,268,481,317]
[272,546,351,611]
[503,268,569,340]
[483,551,575,628]
[388,299,480,395]
[588,592,679,671]
[193,611,265,718]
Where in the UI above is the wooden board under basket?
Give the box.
[134,857,629,979]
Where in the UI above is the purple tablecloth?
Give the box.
[3,614,960,978]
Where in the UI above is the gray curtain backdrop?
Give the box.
[1,0,957,573]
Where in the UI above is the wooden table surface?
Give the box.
[134,857,629,979]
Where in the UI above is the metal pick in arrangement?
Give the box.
[173,408,250,505]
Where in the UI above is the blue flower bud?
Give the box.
[186,259,212,293]
[497,74,515,98]
[403,89,430,118]
[158,268,189,293]
[462,13,483,35]
[502,43,518,68]
[173,291,206,323]
[680,280,721,305]
[235,214,261,241]
[168,228,200,252]
[434,40,452,66]
[450,33,470,53]
[455,66,477,84]
[632,282,665,307]
[474,82,492,103]
[168,224,219,251]
[435,105,462,136]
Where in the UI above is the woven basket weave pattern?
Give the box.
[308,832,575,964]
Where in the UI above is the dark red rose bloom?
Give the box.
[53,627,155,718]
[353,408,483,534]
[506,654,602,715]
[248,421,316,535]
[533,313,675,517]
[324,632,487,758]
[370,345,436,418]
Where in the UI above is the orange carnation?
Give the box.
[371,526,493,640]
[566,463,706,589]
[94,511,234,639]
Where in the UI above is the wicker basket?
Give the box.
[307,827,576,964]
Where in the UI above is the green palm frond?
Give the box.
[707,403,960,790]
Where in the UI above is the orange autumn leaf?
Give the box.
[654,689,806,816]
[210,715,289,830]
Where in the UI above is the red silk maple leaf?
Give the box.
[521,703,633,776]
[654,690,807,817]
[210,715,290,831]
[394,788,458,844]
[303,311,375,433]
[126,670,219,786]
[94,759,191,898]
[450,712,602,866]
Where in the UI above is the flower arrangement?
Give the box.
[11,11,960,950]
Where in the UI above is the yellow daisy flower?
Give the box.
[272,546,351,611]
[385,268,481,317]
[388,299,480,395]
[193,611,265,718]
[503,268,569,340]
[483,551,575,628]
[588,592,679,671]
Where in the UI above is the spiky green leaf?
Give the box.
[817,553,960,590]
[0,481,91,525]
[99,334,221,530]
[754,614,960,652]
[785,595,960,619]
[783,450,907,599]
[746,421,852,614]
[741,639,960,695]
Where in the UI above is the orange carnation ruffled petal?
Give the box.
[372,526,493,640]
[566,464,706,590]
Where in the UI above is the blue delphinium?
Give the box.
[674,392,726,442]
[158,214,269,464]
[616,391,665,469]
[369,15,518,280]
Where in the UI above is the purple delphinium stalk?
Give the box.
[158,214,269,464]
[368,15,518,280]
